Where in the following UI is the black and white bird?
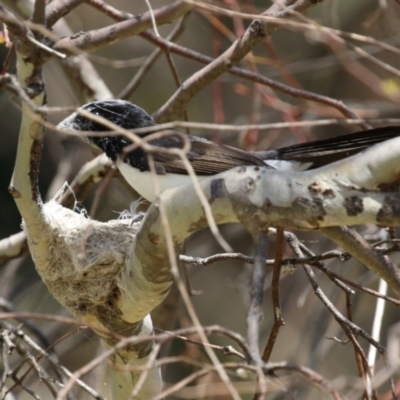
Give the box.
[57,100,400,201]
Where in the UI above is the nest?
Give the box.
[24,200,142,325]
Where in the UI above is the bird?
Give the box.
[57,99,400,202]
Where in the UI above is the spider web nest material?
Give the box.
[23,200,141,328]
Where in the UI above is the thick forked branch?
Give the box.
[119,137,400,324]
[5,10,49,274]
[22,135,400,398]
[4,3,163,398]
[4,2,400,400]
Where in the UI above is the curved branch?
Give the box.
[144,29,366,127]
[120,137,400,324]
[321,227,400,299]
[19,137,400,398]
[45,0,86,28]
[154,0,324,122]
[83,0,367,128]
[39,1,193,64]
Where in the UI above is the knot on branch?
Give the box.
[249,20,267,38]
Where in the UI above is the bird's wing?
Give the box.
[256,126,400,169]
[124,132,266,175]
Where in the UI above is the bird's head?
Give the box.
[57,100,156,161]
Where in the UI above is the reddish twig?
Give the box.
[142,31,368,128]
[82,0,368,128]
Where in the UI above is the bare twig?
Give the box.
[154,327,246,359]
[46,0,193,62]
[154,0,327,122]
[145,154,241,399]
[45,0,86,28]
[247,231,268,364]
[119,15,187,99]
[321,227,400,297]
[0,321,102,399]
[142,31,369,128]
[128,343,161,399]
[32,0,46,27]
[262,227,285,362]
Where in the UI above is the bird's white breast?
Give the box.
[118,163,205,202]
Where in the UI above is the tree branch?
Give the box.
[154,0,325,122]
[39,0,193,64]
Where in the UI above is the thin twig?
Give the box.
[262,227,285,362]
[247,231,268,364]
[154,328,246,359]
[146,153,241,400]
[128,343,161,399]
[119,15,186,99]
[144,0,160,37]
[142,31,369,128]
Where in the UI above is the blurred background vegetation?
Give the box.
[1,0,400,399]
